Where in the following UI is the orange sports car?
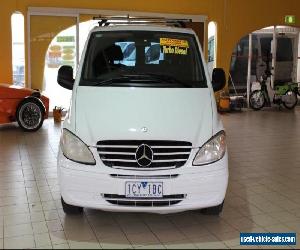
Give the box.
[0,84,49,131]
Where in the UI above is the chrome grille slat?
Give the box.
[102,159,187,163]
[99,151,190,156]
[96,145,192,149]
[96,145,140,148]
[102,159,136,163]
[99,151,136,155]
[155,152,190,155]
[111,166,177,171]
[97,140,192,170]
[153,159,187,162]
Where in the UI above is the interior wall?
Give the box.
[0,0,15,84]
[0,0,299,89]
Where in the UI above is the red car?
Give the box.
[0,84,49,131]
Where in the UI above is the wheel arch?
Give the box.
[16,96,46,117]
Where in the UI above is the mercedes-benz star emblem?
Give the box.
[141,127,148,133]
[135,144,153,167]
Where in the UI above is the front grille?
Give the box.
[103,194,186,207]
[96,140,192,170]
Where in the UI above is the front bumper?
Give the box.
[58,150,228,214]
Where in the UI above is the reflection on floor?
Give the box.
[0,108,300,249]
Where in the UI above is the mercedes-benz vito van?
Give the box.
[57,18,228,215]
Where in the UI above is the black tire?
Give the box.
[283,90,298,110]
[16,98,44,132]
[61,197,83,215]
[249,90,265,110]
[201,201,224,216]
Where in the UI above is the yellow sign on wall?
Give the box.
[285,15,296,24]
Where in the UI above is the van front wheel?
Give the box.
[61,197,83,215]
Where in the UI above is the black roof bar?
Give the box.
[93,15,192,28]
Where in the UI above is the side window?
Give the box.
[123,43,136,60]
[115,42,136,66]
[145,43,164,64]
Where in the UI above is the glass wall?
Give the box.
[11,12,25,86]
[42,19,99,110]
[229,26,299,94]
[207,21,216,78]
[30,15,77,110]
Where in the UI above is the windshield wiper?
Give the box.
[88,76,131,86]
[82,74,193,87]
[125,73,192,88]
[121,74,163,82]
[84,74,161,86]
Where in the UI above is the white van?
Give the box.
[57,18,228,215]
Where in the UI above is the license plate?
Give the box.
[125,181,163,198]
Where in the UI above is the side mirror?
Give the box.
[57,66,74,90]
[212,68,226,92]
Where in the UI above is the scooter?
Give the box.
[249,54,298,111]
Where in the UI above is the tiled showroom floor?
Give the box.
[0,108,300,249]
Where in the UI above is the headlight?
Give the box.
[60,129,96,165]
[193,131,226,166]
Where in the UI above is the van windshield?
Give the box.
[80,31,207,88]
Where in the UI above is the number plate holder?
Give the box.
[125,181,163,198]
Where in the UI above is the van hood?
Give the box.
[75,87,213,147]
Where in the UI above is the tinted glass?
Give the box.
[80,31,207,88]
[208,37,214,62]
[260,37,272,62]
[276,37,293,62]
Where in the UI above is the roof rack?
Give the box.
[93,15,192,28]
